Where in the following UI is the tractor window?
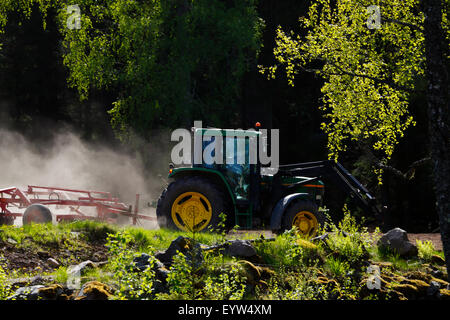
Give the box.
[224,137,250,200]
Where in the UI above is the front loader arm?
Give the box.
[278,160,380,216]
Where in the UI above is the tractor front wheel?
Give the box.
[156,176,229,232]
[281,200,324,237]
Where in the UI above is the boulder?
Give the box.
[377,228,418,257]
[223,240,257,258]
[237,260,261,285]
[133,253,154,271]
[155,236,203,267]
[7,285,45,300]
[37,284,64,300]
[133,253,170,284]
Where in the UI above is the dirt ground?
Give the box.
[408,233,443,251]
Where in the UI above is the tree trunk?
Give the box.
[421,0,450,281]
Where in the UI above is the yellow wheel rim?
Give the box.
[171,191,212,232]
[292,211,318,237]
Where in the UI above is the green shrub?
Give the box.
[0,257,12,300]
[106,231,155,299]
[323,208,371,265]
[416,240,435,262]
[254,229,319,268]
[202,257,246,300]
[156,252,194,300]
[260,268,328,300]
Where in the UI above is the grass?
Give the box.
[0,220,227,252]
[325,257,350,279]
[0,214,447,300]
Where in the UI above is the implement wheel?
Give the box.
[0,214,14,226]
[23,204,53,225]
[156,176,229,232]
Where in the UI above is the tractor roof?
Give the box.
[193,127,261,137]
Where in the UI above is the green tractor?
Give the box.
[156,125,379,236]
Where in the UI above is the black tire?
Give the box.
[22,204,53,225]
[156,176,230,232]
[281,200,325,237]
[0,215,14,226]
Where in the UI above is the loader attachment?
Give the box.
[277,160,380,216]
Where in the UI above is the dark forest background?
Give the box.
[0,0,438,232]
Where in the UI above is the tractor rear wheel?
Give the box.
[22,204,53,225]
[156,176,229,232]
[281,200,324,237]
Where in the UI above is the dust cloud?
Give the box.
[0,129,171,227]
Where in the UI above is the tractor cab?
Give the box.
[194,127,260,202]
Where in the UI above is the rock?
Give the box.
[428,267,444,279]
[390,283,419,298]
[133,253,153,271]
[439,288,450,300]
[237,260,261,285]
[6,238,17,245]
[37,284,64,300]
[75,281,113,300]
[155,236,203,267]
[133,253,164,270]
[431,254,446,266]
[427,281,441,297]
[236,260,275,287]
[156,266,170,283]
[132,252,170,292]
[37,250,50,259]
[7,285,45,300]
[402,279,429,295]
[224,240,257,258]
[47,258,60,268]
[92,251,106,262]
[377,228,418,257]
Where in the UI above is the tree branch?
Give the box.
[381,18,423,31]
[375,157,431,180]
[324,60,417,93]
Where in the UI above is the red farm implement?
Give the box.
[0,185,155,226]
